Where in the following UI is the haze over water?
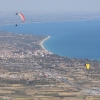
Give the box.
[0,19,100,60]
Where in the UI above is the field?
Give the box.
[0,83,99,100]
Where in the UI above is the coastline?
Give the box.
[40,36,52,54]
[1,21,100,60]
[0,18,100,26]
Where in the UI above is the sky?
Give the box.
[0,0,100,13]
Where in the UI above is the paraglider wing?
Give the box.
[16,13,25,22]
[86,63,90,70]
[18,13,25,22]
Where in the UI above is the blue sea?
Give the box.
[0,19,100,60]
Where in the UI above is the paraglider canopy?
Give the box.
[86,63,90,70]
[16,12,25,22]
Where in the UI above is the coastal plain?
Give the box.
[0,31,99,100]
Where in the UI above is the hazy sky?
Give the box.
[0,0,100,13]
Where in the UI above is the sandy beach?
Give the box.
[40,36,52,53]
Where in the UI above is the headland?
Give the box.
[0,31,99,99]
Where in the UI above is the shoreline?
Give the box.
[40,36,53,54]
[0,18,100,26]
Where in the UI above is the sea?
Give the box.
[0,19,100,60]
